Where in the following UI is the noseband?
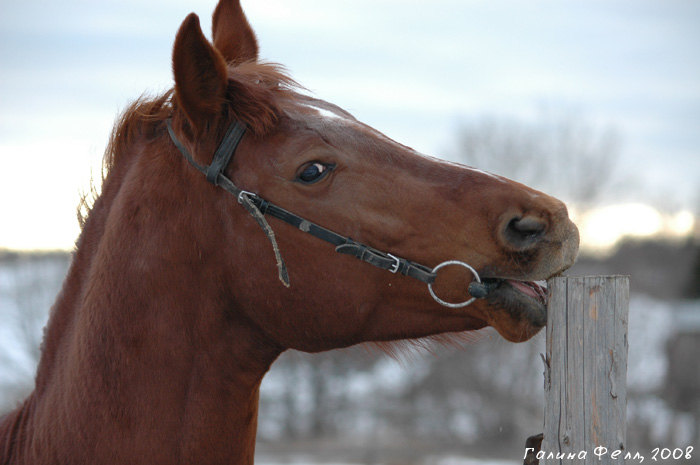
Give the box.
[165,119,489,308]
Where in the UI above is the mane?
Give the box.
[76,61,298,230]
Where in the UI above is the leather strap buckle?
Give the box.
[237,190,257,204]
[387,253,400,273]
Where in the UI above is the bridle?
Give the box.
[165,118,492,308]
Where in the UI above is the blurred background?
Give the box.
[1,1,698,463]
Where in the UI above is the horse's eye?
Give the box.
[297,162,333,184]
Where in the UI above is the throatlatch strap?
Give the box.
[166,119,207,174]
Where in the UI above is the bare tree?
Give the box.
[450,112,623,208]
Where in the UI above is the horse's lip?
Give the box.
[476,277,548,306]
[473,275,553,327]
[480,280,548,330]
[507,279,548,305]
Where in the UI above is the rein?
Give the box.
[165,119,489,308]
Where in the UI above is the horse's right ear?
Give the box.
[212,0,259,64]
[173,13,228,133]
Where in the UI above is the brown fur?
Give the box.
[0,1,579,464]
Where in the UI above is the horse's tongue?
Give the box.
[507,279,548,303]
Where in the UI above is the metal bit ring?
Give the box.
[428,260,481,308]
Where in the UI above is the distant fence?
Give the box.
[537,276,630,464]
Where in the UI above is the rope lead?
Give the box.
[239,193,290,288]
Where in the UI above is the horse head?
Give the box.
[167,0,579,350]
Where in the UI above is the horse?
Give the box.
[0,1,579,463]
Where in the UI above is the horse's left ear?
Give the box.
[172,13,228,133]
[212,0,259,64]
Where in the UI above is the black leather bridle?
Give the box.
[165,119,492,307]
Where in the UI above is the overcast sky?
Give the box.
[1,0,698,250]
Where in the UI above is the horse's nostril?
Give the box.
[510,216,546,235]
[504,216,547,248]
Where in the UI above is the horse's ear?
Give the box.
[212,0,259,64]
[173,13,228,132]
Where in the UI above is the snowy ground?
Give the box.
[255,453,518,465]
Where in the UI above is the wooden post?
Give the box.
[541,276,630,464]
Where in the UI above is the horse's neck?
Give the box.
[9,164,281,465]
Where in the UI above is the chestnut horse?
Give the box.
[0,1,579,463]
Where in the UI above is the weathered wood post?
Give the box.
[540,276,630,464]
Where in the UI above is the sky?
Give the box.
[1,0,699,250]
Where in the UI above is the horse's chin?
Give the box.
[481,279,548,342]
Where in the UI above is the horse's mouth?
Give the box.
[484,278,548,306]
[479,277,549,341]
